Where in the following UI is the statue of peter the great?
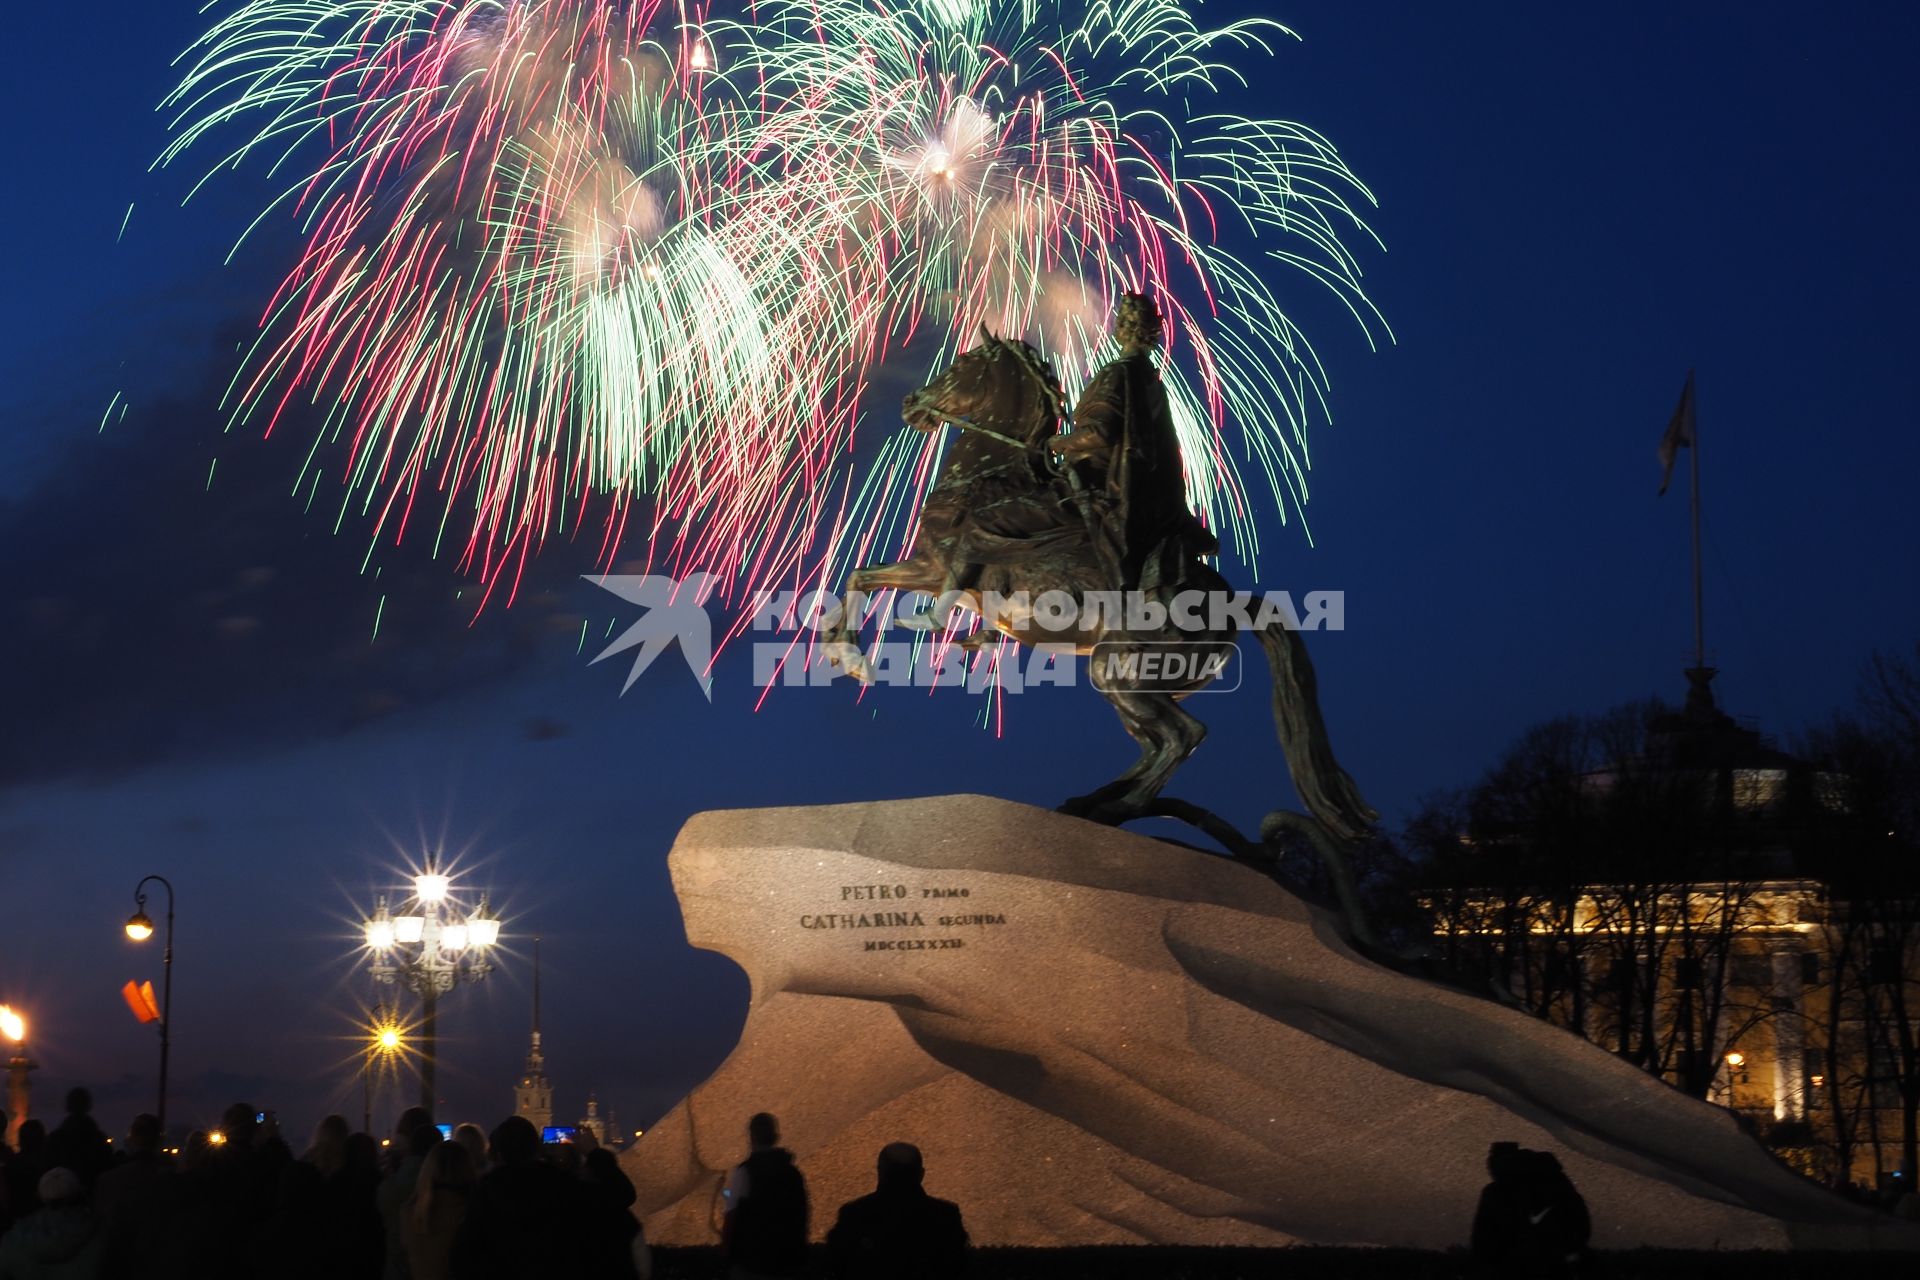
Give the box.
[1051,292,1217,593]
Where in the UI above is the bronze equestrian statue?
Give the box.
[824,295,1378,932]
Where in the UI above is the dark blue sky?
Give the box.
[2,1,1917,1141]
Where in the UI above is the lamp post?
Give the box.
[124,875,175,1137]
[1,1005,33,1149]
[362,866,499,1110]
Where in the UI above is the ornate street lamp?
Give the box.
[1,1005,33,1149]
[124,876,176,1137]
[362,865,499,1109]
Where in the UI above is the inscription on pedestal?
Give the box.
[797,883,1008,951]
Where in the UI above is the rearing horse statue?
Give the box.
[824,328,1377,856]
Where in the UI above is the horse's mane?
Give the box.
[977,329,1067,431]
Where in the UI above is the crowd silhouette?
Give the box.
[0,1095,645,1280]
[0,1096,985,1280]
[3,1090,1633,1278]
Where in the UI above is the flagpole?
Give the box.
[1688,371,1704,673]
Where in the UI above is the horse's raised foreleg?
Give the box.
[824,557,948,684]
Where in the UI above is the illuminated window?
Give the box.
[1732,769,1786,812]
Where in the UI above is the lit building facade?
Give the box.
[1422,686,1918,1192]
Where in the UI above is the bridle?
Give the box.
[915,334,1067,461]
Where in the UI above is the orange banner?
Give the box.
[121,980,161,1024]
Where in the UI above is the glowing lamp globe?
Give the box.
[413,873,451,904]
[364,919,396,950]
[125,911,156,942]
[466,905,500,948]
[394,916,426,945]
[0,1005,25,1044]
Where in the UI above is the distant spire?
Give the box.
[515,934,552,1130]
[527,937,545,1064]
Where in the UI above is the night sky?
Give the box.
[3,1,1917,1143]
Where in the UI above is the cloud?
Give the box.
[0,269,974,791]
[0,335,596,789]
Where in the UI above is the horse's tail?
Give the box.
[1252,599,1378,843]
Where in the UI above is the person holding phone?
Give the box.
[721,1113,809,1280]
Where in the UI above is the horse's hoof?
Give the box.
[823,642,876,685]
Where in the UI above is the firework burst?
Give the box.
[159,0,1385,608]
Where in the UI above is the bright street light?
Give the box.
[362,1009,405,1132]
[124,876,177,1139]
[468,910,501,948]
[3,1005,34,1150]
[362,863,500,1108]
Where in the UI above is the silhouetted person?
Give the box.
[722,1113,809,1280]
[0,1167,105,1280]
[330,1131,387,1279]
[1526,1149,1590,1265]
[133,1132,223,1280]
[248,1162,334,1280]
[580,1146,643,1280]
[42,1091,109,1190]
[343,1132,384,1188]
[378,1108,439,1280]
[303,1114,351,1179]
[1471,1142,1590,1275]
[0,1108,14,1235]
[5,1122,49,1220]
[1472,1142,1531,1268]
[402,1140,479,1280]
[95,1114,166,1218]
[95,1113,168,1273]
[463,1116,589,1280]
[209,1101,292,1252]
[549,1141,584,1179]
[449,1124,488,1174]
[826,1143,967,1280]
